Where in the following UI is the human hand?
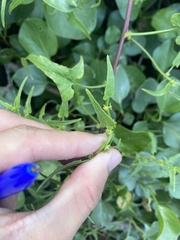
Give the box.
[0,110,122,240]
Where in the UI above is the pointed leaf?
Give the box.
[9,0,34,13]
[1,0,7,27]
[157,205,180,240]
[19,19,58,58]
[27,54,84,101]
[86,89,116,128]
[176,35,180,45]
[115,124,152,153]
[103,56,115,101]
[67,11,91,40]
[172,52,180,68]
[142,81,174,96]
[43,0,78,12]
[170,13,180,28]
[24,86,34,116]
[14,77,27,112]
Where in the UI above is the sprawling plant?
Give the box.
[0,0,180,239]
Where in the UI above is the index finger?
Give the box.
[0,125,106,171]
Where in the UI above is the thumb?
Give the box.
[37,148,122,239]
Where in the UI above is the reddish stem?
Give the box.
[113,0,134,72]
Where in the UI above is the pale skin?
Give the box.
[0,110,122,240]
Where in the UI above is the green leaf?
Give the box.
[86,89,116,128]
[9,0,34,13]
[91,0,101,8]
[19,18,58,58]
[44,1,97,40]
[152,39,177,72]
[24,86,34,116]
[163,113,180,149]
[39,103,47,120]
[157,79,180,113]
[169,91,180,101]
[151,7,180,39]
[176,35,180,45]
[144,222,159,240]
[170,13,180,27]
[169,174,180,199]
[0,48,16,63]
[16,192,25,210]
[114,124,152,153]
[0,87,16,110]
[90,201,116,227]
[172,52,180,68]
[27,54,84,101]
[0,100,13,111]
[123,36,146,56]
[43,0,78,12]
[12,64,48,96]
[157,205,180,240]
[124,65,146,92]
[1,0,7,27]
[37,160,60,181]
[14,77,28,112]
[112,65,130,107]
[105,25,120,45]
[67,11,91,40]
[142,81,174,97]
[132,78,158,113]
[58,101,69,118]
[115,0,142,21]
[103,56,115,101]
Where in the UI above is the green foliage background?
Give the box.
[0,0,180,239]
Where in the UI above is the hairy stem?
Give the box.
[113,0,134,72]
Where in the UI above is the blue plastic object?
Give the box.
[0,162,40,199]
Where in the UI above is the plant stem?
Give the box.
[126,27,179,37]
[130,37,174,82]
[113,0,134,72]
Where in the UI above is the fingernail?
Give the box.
[108,151,122,172]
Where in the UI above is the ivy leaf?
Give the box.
[170,13,180,27]
[24,86,34,116]
[103,56,115,101]
[169,174,180,199]
[112,65,130,107]
[115,125,152,153]
[152,39,177,72]
[163,112,180,149]
[9,0,34,13]
[176,35,180,45]
[14,77,27,112]
[86,89,116,128]
[12,64,48,96]
[151,7,179,39]
[172,52,180,67]
[1,0,7,28]
[157,205,180,240]
[114,125,152,154]
[90,201,116,227]
[19,19,58,58]
[43,0,78,12]
[157,79,180,113]
[27,54,84,101]
[44,1,97,40]
[132,78,157,113]
[115,0,142,21]
[67,11,91,40]
[142,81,174,96]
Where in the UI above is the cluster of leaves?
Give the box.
[0,0,180,239]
